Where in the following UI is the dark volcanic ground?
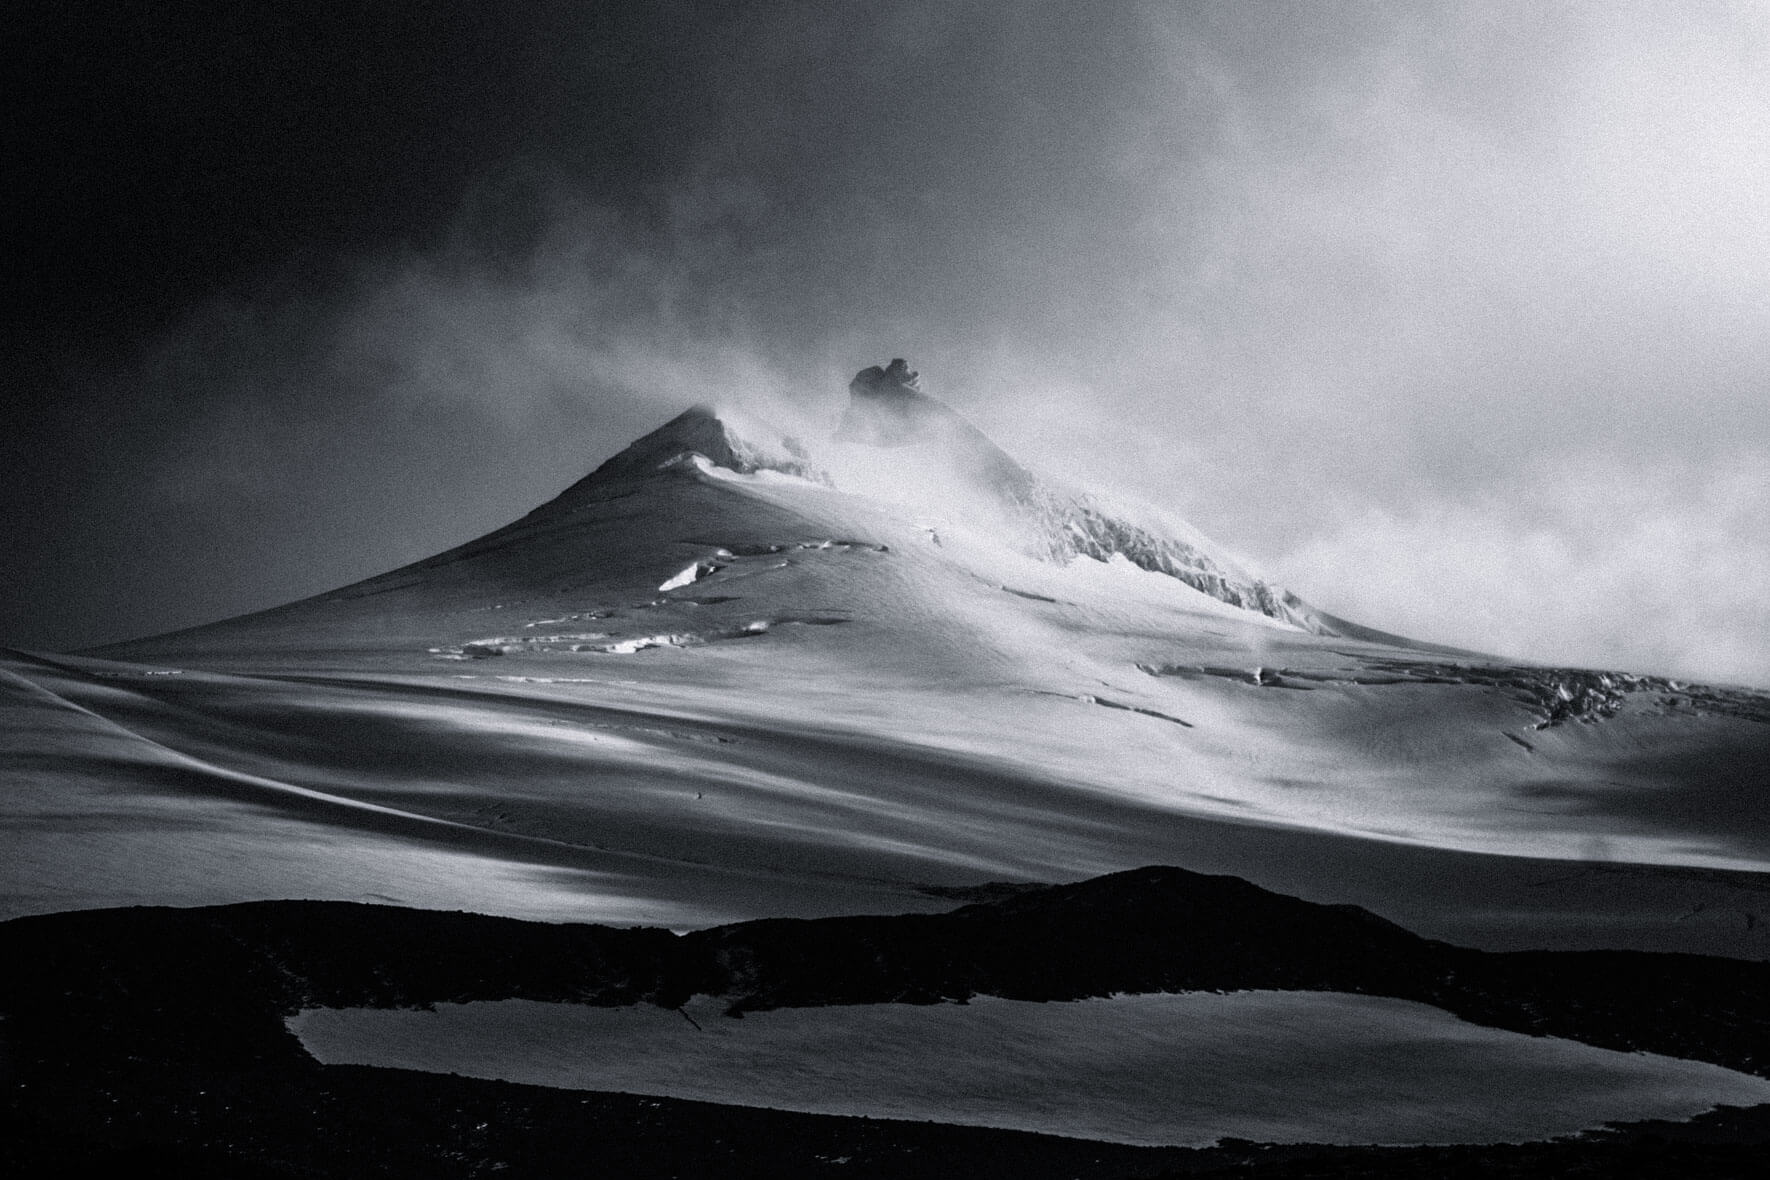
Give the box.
[6,867,1770,1177]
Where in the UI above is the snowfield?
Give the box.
[288,991,1770,1147]
[5,402,1769,955]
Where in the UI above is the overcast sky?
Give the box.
[8,1,1769,685]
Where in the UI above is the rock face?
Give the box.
[857,357,924,396]
[1033,495,1310,625]
[837,358,949,447]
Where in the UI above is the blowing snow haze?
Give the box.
[7,1,1770,688]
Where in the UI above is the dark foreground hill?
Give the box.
[6,865,1770,1177]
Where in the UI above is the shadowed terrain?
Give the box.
[7,867,1770,1174]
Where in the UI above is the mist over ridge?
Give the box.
[7,1,1768,686]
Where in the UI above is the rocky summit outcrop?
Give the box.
[837,358,952,447]
[857,357,924,396]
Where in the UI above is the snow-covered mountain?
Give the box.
[4,362,1769,957]
[10,359,1770,1171]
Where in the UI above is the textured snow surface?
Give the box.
[289,992,1770,1147]
[6,403,1770,953]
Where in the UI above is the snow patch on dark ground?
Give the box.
[289,991,1770,1148]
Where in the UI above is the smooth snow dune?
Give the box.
[6,644,1770,953]
[0,653,951,926]
[290,991,1770,1147]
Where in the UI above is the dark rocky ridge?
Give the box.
[7,866,1770,1175]
[837,358,939,446]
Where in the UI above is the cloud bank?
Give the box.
[11,1,1770,685]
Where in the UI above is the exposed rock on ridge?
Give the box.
[838,358,940,446]
[836,359,1316,629]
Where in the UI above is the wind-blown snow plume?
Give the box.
[569,361,1318,631]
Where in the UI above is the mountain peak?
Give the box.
[525,365,1324,632]
[581,405,819,487]
[838,358,955,447]
[854,358,924,397]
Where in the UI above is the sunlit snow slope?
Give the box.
[5,362,1769,954]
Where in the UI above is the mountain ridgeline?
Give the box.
[557,360,1321,632]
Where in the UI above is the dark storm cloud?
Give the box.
[7,1,1768,684]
